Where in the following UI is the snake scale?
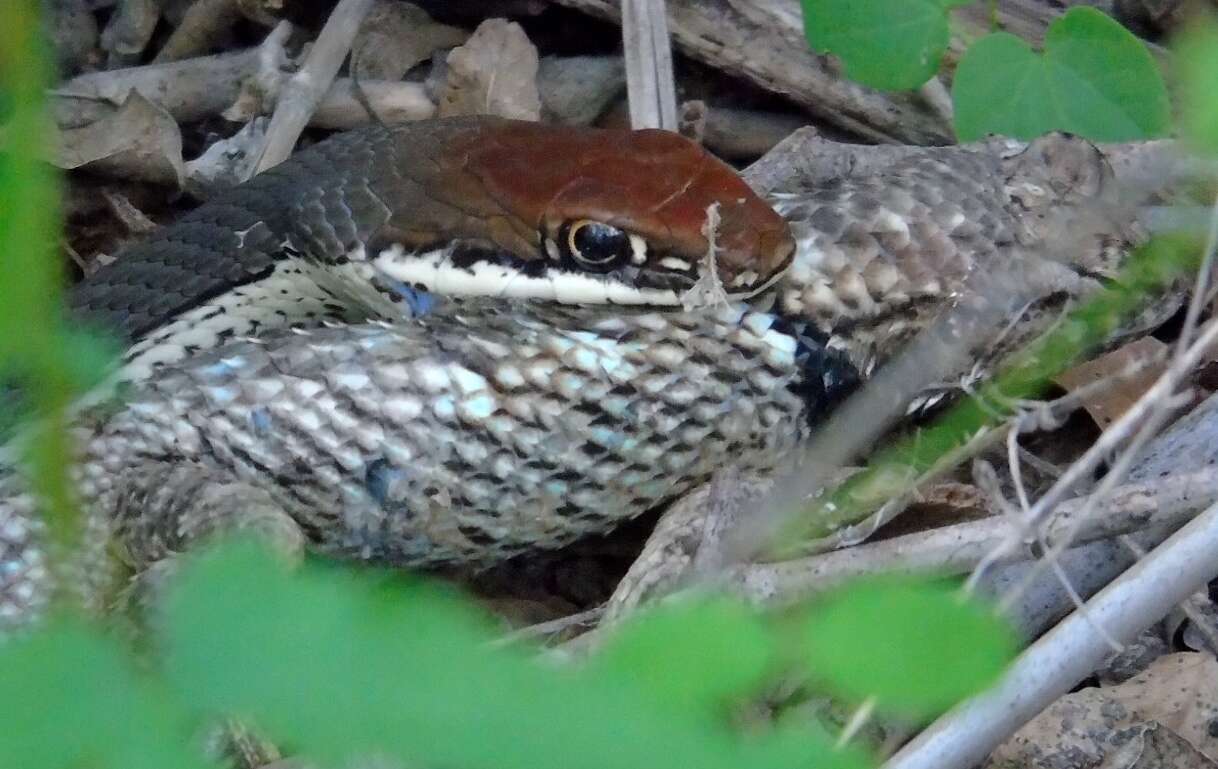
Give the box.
[0,117,1141,627]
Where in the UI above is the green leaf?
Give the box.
[587,597,774,718]
[0,4,63,368]
[953,7,1170,141]
[0,618,215,769]
[800,0,971,91]
[800,577,1017,718]
[1175,18,1218,154]
[162,540,856,769]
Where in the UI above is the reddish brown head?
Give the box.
[374,116,794,305]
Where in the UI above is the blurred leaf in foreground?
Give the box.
[586,596,775,719]
[800,577,1018,719]
[161,540,861,769]
[0,618,215,769]
[1175,17,1218,155]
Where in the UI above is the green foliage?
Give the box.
[0,0,116,582]
[10,4,1199,769]
[0,537,1022,769]
[585,596,774,718]
[799,2,1170,143]
[801,577,1017,718]
[1175,18,1218,154]
[160,541,858,769]
[0,0,82,590]
[0,618,214,769]
[800,0,971,90]
[953,8,1170,141]
[793,234,1198,541]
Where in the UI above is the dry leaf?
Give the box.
[352,0,468,81]
[439,18,541,120]
[55,90,185,189]
[986,653,1218,769]
[1054,336,1169,429]
[1098,724,1217,769]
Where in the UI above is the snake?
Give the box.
[0,117,1142,626]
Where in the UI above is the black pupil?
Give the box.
[572,223,630,266]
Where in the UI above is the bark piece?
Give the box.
[55,48,267,124]
[308,79,435,129]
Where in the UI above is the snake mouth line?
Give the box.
[367,242,773,307]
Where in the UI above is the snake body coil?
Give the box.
[0,120,1141,626]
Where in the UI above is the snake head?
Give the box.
[373,117,794,306]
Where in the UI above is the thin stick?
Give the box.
[1176,191,1218,356]
[732,470,1218,604]
[882,497,1218,769]
[979,317,1218,563]
[621,0,677,130]
[251,0,374,175]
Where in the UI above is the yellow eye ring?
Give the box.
[564,219,632,270]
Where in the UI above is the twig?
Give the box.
[731,470,1218,605]
[970,316,1218,576]
[992,390,1190,611]
[491,607,604,648]
[1176,190,1218,356]
[1120,534,1218,655]
[620,0,677,130]
[882,496,1218,769]
[250,0,374,175]
[916,76,954,130]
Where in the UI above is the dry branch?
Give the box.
[548,0,952,144]
[730,471,1218,605]
[884,499,1218,769]
[251,0,374,174]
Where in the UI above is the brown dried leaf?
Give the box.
[883,482,990,538]
[54,90,185,189]
[352,0,468,81]
[439,18,541,120]
[1054,336,1169,429]
[986,653,1218,769]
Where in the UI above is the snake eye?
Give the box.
[564,220,633,272]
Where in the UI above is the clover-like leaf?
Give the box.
[800,577,1017,718]
[801,0,971,91]
[953,7,1169,141]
